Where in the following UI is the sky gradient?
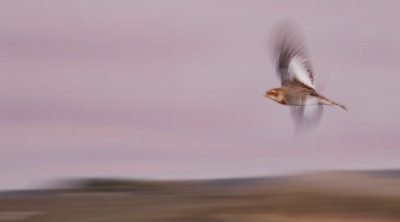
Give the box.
[1,0,400,190]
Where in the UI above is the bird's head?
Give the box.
[263,88,288,105]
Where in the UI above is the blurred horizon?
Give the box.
[1,168,400,192]
[1,0,400,190]
[2,169,400,221]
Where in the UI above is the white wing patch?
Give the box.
[289,55,315,89]
[304,95,320,106]
[272,22,316,89]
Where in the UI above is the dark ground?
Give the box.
[1,170,400,222]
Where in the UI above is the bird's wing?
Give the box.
[291,104,324,134]
[273,23,315,89]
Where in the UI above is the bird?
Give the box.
[264,23,346,131]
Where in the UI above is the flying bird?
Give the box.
[264,23,346,131]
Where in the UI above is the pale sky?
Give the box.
[1,0,400,190]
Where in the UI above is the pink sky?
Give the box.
[1,0,400,190]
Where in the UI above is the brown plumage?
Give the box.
[264,22,346,131]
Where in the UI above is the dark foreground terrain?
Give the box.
[1,170,400,222]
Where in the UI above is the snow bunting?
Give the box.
[264,23,346,130]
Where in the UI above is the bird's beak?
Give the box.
[263,93,268,97]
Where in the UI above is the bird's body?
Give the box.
[267,81,346,109]
[264,23,346,130]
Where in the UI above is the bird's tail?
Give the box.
[319,97,347,110]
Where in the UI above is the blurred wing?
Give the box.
[273,23,315,89]
[291,95,323,133]
[287,55,314,89]
[291,104,324,134]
